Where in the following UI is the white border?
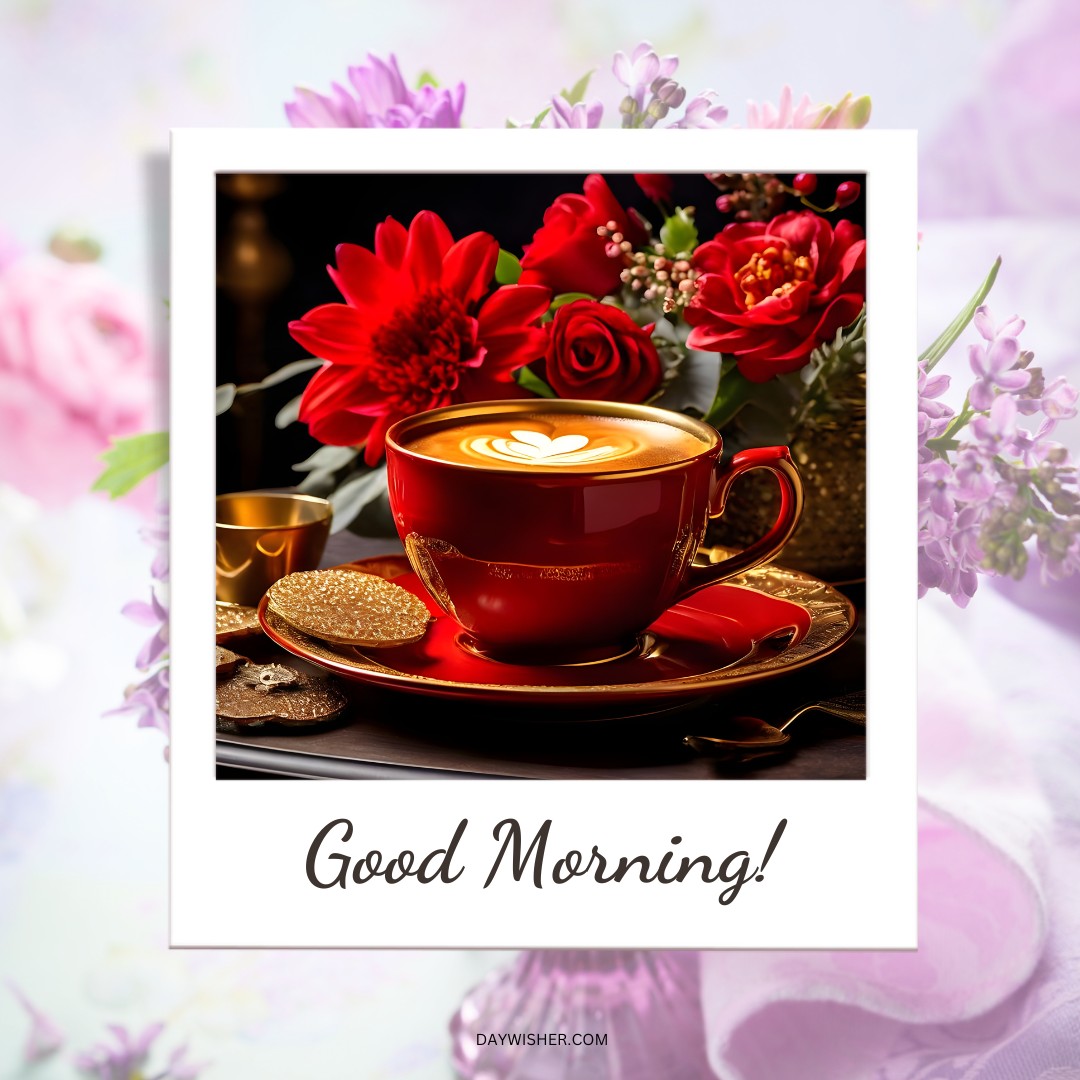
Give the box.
[171,129,917,948]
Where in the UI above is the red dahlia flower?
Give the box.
[519,174,647,299]
[685,211,866,382]
[288,211,551,464]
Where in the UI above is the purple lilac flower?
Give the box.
[75,1022,204,1080]
[919,458,955,536]
[612,41,678,115]
[106,506,170,757]
[76,1023,160,1079]
[918,295,1080,605]
[611,42,727,129]
[1033,375,1079,424]
[285,54,465,128]
[953,446,997,503]
[917,360,953,462]
[967,305,1030,410]
[669,91,729,129]
[7,982,63,1063]
[969,391,1019,452]
[545,94,604,129]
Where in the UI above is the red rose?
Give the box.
[634,173,674,203]
[288,211,550,464]
[544,300,662,403]
[519,174,647,298]
[685,211,866,382]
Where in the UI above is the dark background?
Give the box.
[216,172,866,493]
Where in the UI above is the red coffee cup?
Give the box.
[385,399,803,664]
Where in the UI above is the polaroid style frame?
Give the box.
[171,129,917,949]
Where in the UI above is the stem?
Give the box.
[939,396,975,441]
[796,195,839,214]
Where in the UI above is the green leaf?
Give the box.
[560,69,594,106]
[515,367,557,398]
[328,465,388,534]
[91,431,170,499]
[495,249,522,285]
[550,292,594,309]
[416,70,439,88]
[292,445,359,473]
[659,208,698,257]
[702,360,757,430]
[235,357,323,395]
[920,258,1001,371]
[275,394,302,429]
[530,107,550,128]
[651,349,721,416]
[216,384,236,415]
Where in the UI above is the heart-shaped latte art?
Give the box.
[466,428,622,466]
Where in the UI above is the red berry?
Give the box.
[834,180,861,208]
[715,194,733,213]
[792,172,817,196]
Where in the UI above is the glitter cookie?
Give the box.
[215,602,262,642]
[266,568,431,647]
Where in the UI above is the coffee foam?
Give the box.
[402,411,709,473]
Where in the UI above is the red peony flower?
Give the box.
[519,174,647,299]
[685,210,866,382]
[288,211,551,464]
[544,299,662,403]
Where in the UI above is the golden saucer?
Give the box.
[258,554,858,706]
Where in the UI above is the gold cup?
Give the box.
[216,492,333,606]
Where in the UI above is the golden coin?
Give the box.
[216,662,348,727]
[216,602,262,642]
[266,568,431,647]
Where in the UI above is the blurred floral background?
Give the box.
[4,0,1080,1075]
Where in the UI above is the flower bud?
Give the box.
[835,181,861,208]
[792,173,817,196]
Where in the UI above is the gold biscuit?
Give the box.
[266,568,431,647]
[215,645,244,678]
[216,602,262,642]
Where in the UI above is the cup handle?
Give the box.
[679,446,804,600]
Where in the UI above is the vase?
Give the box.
[449,950,713,1080]
[709,372,866,583]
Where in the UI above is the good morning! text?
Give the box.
[305,816,787,906]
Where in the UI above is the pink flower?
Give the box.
[745,86,871,129]
[0,252,156,507]
[7,982,63,1063]
[0,228,23,271]
[285,54,465,128]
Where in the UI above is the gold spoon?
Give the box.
[684,690,866,762]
